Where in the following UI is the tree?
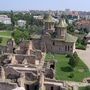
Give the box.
[12,29,30,45]
[0,37,2,43]
[67,24,75,33]
[68,55,76,68]
[10,10,15,27]
[68,52,79,69]
[0,22,6,30]
[12,30,23,44]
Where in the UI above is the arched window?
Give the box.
[51,86,53,90]
[53,42,55,46]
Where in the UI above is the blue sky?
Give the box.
[0,0,90,11]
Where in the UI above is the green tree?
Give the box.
[68,52,79,69]
[0,37,2,43]
[10,10,15,27]
[67,24,75,33]
[12,29,30,45]
[12,30,22,44]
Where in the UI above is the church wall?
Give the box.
[50,40,74,54]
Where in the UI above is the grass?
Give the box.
[0,31,12,46]
[0,31,12,36]
[0,38,10,46]
[79,86,90,90]
[79,87,85,90]
[45,53,90,82]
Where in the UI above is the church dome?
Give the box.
[56,19,68,28]
[44,14,55,23]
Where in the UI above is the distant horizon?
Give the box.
[0,0,90,12]
[0,9,90,12]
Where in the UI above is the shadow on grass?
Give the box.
[61,66,73,72]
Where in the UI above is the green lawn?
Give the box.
[0,38,10,46]
[79,87,85,90]
[0,31,12,46]
[79,86,90,90]
[0,31,12,36]
[45,53,90,82]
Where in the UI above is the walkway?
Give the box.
[76,44,90,69]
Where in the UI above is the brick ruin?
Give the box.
[0,39,68,90]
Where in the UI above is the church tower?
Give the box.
[44,14,55,33]
[55,19,68,40]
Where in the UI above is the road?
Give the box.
[76,44,90,69]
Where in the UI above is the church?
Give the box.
[40,14,77,54]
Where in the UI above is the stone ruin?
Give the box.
[0,39,68,90]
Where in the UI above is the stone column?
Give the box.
[39,72,45,90]
[1,66,5,81]
[19,72,25,87]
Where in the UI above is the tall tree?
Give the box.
[10,10,15,28]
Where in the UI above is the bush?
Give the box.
[68,73,74,78]
[76,38,87,50]
[76,44,86,50]
[66,53,73,58]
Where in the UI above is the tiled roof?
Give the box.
[76,20,90,26]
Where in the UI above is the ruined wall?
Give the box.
[44,84,65,90]
[0,82,17,90]
[32,39,41,50]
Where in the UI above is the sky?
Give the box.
[0,0,90,11]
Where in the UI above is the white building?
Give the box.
[17,20,26,27]
[0,15,11,24]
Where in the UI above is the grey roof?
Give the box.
[65,33,77,42]
[53,33,77,43]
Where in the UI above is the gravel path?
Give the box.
[76,44,90,69]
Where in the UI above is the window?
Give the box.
[51,86,53,90]
[71,46,72,48]
[49,23,51,29]
[68,46,69,51]
[65,46,67,51]
[53,42,55,46]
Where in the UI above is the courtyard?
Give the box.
[45,53,90,82]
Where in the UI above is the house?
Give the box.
[0,15,11,24]
[17,20,26,27]
[75,20,90,32]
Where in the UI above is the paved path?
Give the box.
[76,44,90,69]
